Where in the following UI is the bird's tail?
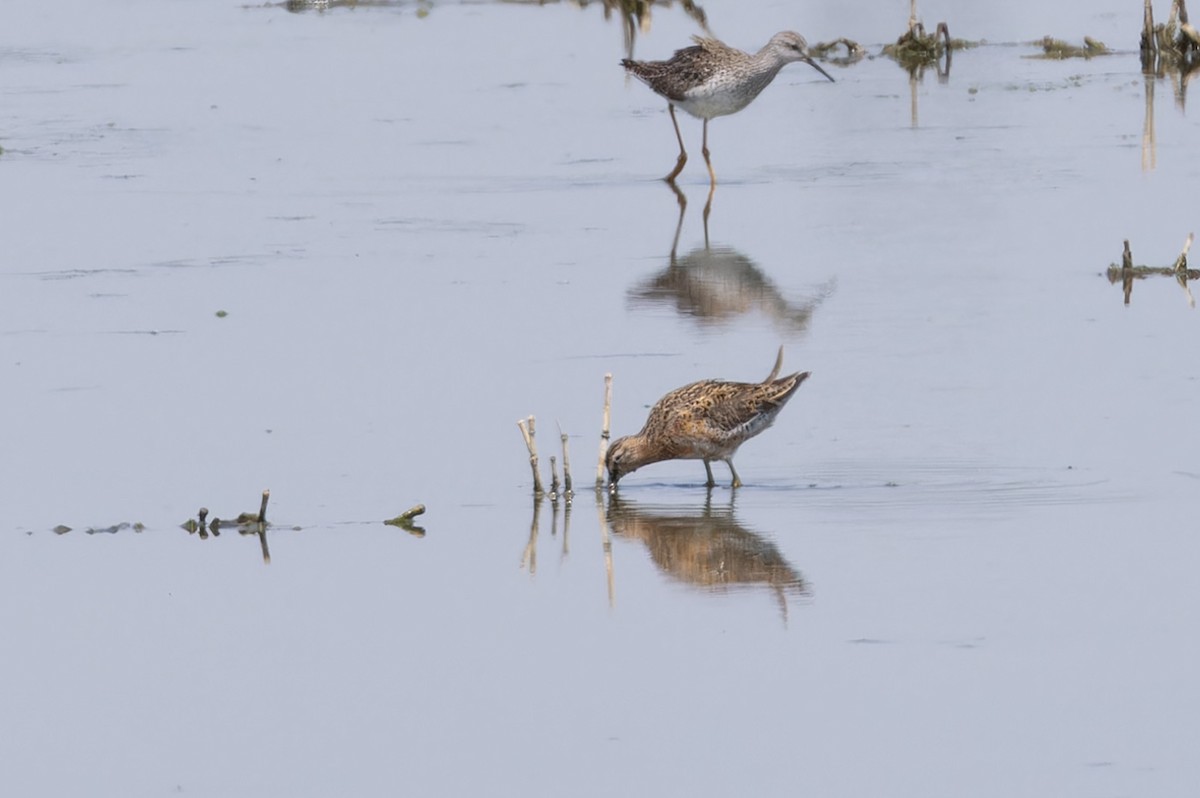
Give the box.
[770,371,810,406]
[763,345,785,383]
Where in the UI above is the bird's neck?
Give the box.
[625,434,669,471]
[741,52,790,95]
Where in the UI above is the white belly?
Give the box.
[675,71,774,120]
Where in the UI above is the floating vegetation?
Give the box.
[384,504,427,536]
[215,309,228,318]
[884,22,953,63]
[1105,234,1198,306]
[179,490,274,562]
[181,490,269,530]
[809,38,866,67]
[279,0,431,14]
[881,1,972,79]
[591,0,709,59]
[591,0,707,27]
[885,27,976,63]
[1029,36,1110,59]
[86,522,145,535]
[50,522,144,534]
[1141,0,1200,74]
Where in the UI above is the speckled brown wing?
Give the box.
[700,374,808,444]
[646,372,808,457]
[621,36,742,102]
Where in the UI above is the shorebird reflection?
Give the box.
[606,493,809,620]
[628,187,834,332]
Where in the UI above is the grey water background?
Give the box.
[3,1,1198,796]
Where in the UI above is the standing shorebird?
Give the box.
[621,31,834,185]
[606,347,810,490]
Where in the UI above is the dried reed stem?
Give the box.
[1173,232,1194,272]
[596,373,613,488]
[517,416,545,496]
[561,431,574,498]
[1143,0,1156,54]
[549,455,560,501]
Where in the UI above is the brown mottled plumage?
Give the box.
[621,31,834,184]
[606,347,810,489]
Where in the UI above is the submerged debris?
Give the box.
[178,490,274,562]
[1105,235,1198,306]
[882,0,972,73]
[1030,36,1110,59]
[810,37,866,66]
[235,489,270,525]
[598,0,710,61]
[51,522,144,535]
[1141,0,1200,74]
[385,504,427,537]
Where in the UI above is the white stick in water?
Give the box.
[517,416,545,496]
[596,373,613,488]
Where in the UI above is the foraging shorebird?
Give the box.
[621,31,834,185]
[606,347,809,489]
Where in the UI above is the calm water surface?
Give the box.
[2,1,1198,796]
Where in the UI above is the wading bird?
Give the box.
[606,347,809,489]
[621,31,834,184]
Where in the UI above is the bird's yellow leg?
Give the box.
[702,119,716,186]
[702,182,714,248]
[664,104,688,184]
[725,459,742,489]
[703,459,717,488]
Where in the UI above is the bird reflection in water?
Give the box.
[607,493,809,621]
[629,184,834,332]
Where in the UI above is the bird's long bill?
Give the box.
[804,56,835,82]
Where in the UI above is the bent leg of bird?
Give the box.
[702,182,714,248]
[701,119,716,186]
[703,459,716,488]
[669,181,687,260]
[725,459,743,489]
[664,104,688,183]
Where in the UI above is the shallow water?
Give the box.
[3,1,1199,796]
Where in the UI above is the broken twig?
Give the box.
[558,423,574,500]
[517,416,546,497]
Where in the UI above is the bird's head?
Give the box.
[605,436,637,491]
[770,31,835,82]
